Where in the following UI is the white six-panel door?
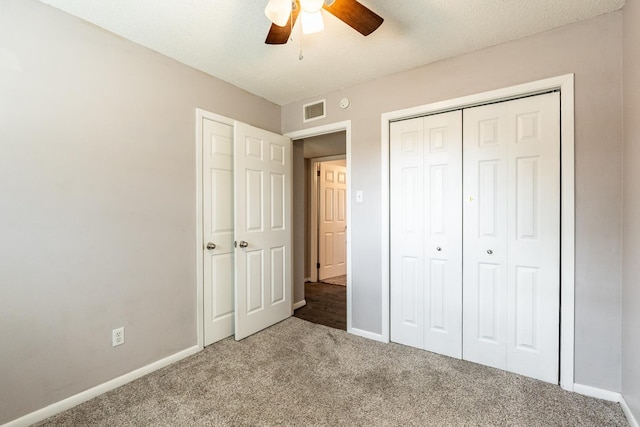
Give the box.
[203,118,235,346]
[234,122,292,341]
[319,162,347,280]
[390,110,463,359]
[463,92,560,383]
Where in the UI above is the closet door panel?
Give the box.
[463,93,560,383]
[423,111,462,359]
[390,111,463,359]
[390,118,425,348]
[462,102,509,370]
[505,92,560,383]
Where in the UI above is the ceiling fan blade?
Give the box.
[265,1,301,44]
[322,0,383,36]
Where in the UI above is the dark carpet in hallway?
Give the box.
[293,281,346,330]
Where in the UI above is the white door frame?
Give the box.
[309,154,347,283]
[285,121,353,332]
[381,75,575,390]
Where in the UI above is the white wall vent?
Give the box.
[303,99,326,123]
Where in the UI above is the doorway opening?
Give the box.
[292,130,349,330]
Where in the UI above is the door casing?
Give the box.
[381,74,575,390]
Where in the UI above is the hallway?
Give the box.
[293,282,346,330]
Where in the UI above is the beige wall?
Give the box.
[0,0,280,424]
[283,11,624,391]
[303,132,347,158]
[623,0,640,421]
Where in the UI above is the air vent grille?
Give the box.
[303,99,326,122]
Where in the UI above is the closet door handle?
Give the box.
[487,249,493,255]
[206,242,216,250]
[436,247,442,252]
[238,241,249,248]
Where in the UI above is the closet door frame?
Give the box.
[381,74,575,391]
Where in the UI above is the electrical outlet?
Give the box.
[112,327,125,347]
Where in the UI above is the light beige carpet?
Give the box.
[35,318,628,426]
[321,274,346,286]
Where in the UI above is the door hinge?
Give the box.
[317,263,320,269]
[317,170,321,177]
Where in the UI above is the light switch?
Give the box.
[356,190,364,203]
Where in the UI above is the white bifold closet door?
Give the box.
[462,92,560,383]
[390,110,463,359]
[389,92,560,384]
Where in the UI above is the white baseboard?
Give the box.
[621,395,640,427]
[573,383,621,402]
[293,299,306,310]
[349,327,384,343]
[3,345,201,427]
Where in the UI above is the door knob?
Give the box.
[206,242,216,250]
[238,241,249,248]
[487,249,493,255]
[436,247,442,252]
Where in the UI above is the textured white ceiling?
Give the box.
[38,0,624,105]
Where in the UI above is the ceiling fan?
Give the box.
[264,0,384,45]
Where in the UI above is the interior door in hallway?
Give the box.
[203,118,235,346]
[462,92,560,383]
[234,122,292,341]
[390,110,463,359]
[318,161,347,280]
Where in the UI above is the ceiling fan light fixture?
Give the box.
[300,0,324,13]
[265,0,293,27]
[265,0,384,45]
[300,10,324,34]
